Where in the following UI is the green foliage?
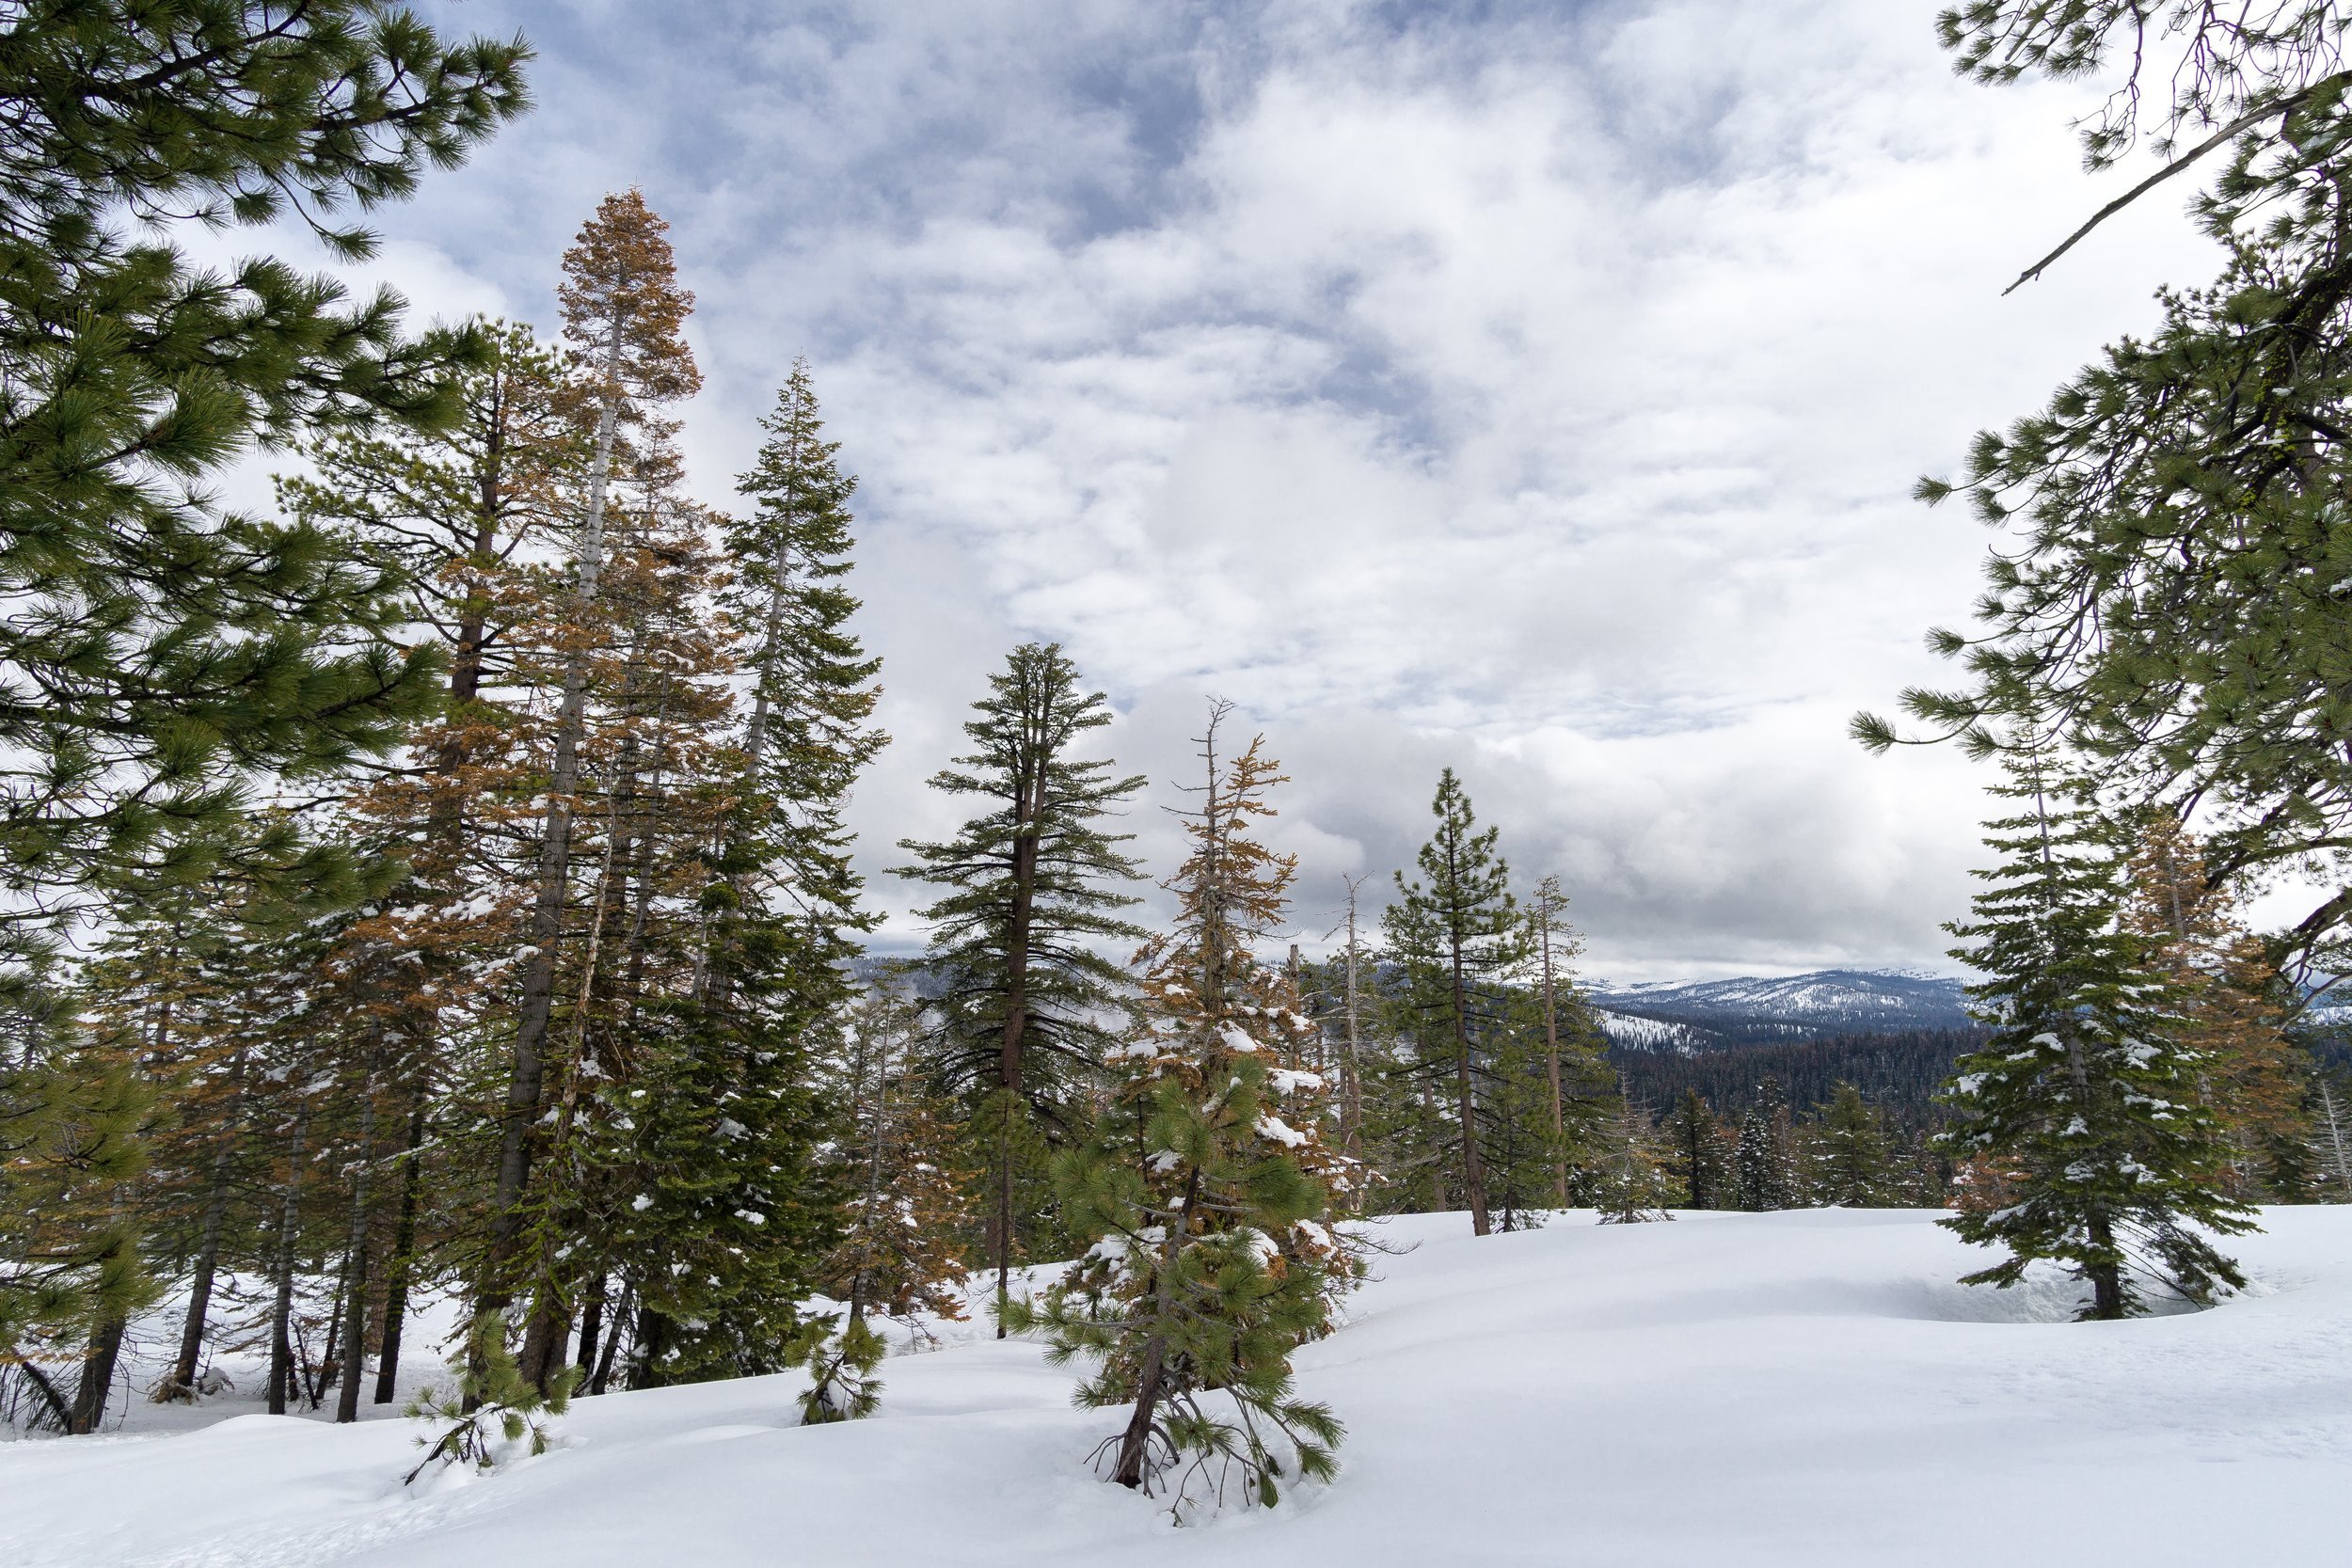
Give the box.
[1006,716,1345,1520]
[1867,5,2352,974]
[1733,1083,1801,1212]
[0,1007,156,1403]
[0,1,530,969]
[405,1321,574,1485]
[896,643,1147,1104]
[1939,739,2256,1319]
[794,1314,885,1425]
[896,642,1146,1288]
[1809,1083,1899,1207]
[1661,1088,1734,1211]
[1589,1092,1676,1224]
[1383,769,1528,1235]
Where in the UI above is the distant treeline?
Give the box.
[1611,1029,1989,1127]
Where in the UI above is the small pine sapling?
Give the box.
[1004,706,1347,1520]
[404,1323,575,1486]
[1591,1087,1676,1224]
[794,1315,886,1425]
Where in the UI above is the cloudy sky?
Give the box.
[297,0,2225,980]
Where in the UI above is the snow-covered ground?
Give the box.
[5,1208,2348,1566]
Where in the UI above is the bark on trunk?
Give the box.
[1451,934,1492,1236]
[574,1272,608,1381]
[162,1053,248,1402]
[266,1113,310,1417]
[67,1314,127,1434]
[993,736,1047,1334]
[333,1087,378,1423]
[373,1099,426,1404]
[484,350,623,1323]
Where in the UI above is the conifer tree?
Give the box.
[0,971,153,1431]
[896,643,1146,1323]
[1810,1083,1898,1207]
[1733,1079,1800,1212]
[1941,736,2256,1319]
[2121,815,2315,1200]
[822,979,974,1334]
[1383,769,1526,1236]
[1004,707,1345,1515]
[485,190,700,1342]
[1527,877,1586,1208]
[1664,1088,1734,1211]
[1590,1088,1676,1224]
[1859,7,2352,977]
[0,2,529,976]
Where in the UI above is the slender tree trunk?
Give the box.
[267,1111,310,1417]
[993,741,1046,1335]
[485,355,623,1329]
[1341,886,1365,1160]
[67,1313,127,1434]
[591,1284,630,1395]
[333,1085,378,1423]
[1112,1169,1199,1489]
[574,1272,608,1382]
[163,1053,249,1402]
[373,1099,426,1404]
[1451,933,1491,1236]
[1539,912,1568,1208]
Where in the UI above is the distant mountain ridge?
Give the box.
[1588,968,1976,1053]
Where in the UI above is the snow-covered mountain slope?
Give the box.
[7,1207,2349,1568]
[1587,1007,1706,1052]
[1591,968,1975,1048]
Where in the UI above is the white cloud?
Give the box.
[354,0,2231,978]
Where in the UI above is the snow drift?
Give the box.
[3,1207,2347,1567]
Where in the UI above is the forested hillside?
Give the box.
[1612,1027,1983,1126]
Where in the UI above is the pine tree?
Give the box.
[1382,769,1526,1236]
[484,190,701,1348]
[1590,1087,1675,1224]
[1733,1078,1800,1212]
[1527,876,1587,1208]
[1004,707,1345,1515]
[0,968,154,1432]
[1809,1083,1898,1208]
[1940,737,2256,1319]
[2311,1073,2352,1199]
[1859,8,2352,977]
[0,3,528,977]
[2122,814,2315,1200]
[896,643,1146,1323]
[822,977,975,1332]
[1663,1088,1734,1211]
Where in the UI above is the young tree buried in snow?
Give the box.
[1005,706,1347,1517]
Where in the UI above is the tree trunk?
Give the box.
[591,1284,629,1396]
[993,739,1046,1335]
[2086,1207,2124,1319]
[333,1086,378,1423]
[67,1313,127,1434]
[267,1112,310,1416]
[373,1099,426,1404]
[1112,1168,1198,1489]
[574,1272,608,1383]
[1539,913,1568,1208]
[1451,933,1491,1236]
[162,1054,248,1402]
[484,362,622,1329]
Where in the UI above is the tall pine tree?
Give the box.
[896,643,1145,1325]
[1941,736,2255,1319]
